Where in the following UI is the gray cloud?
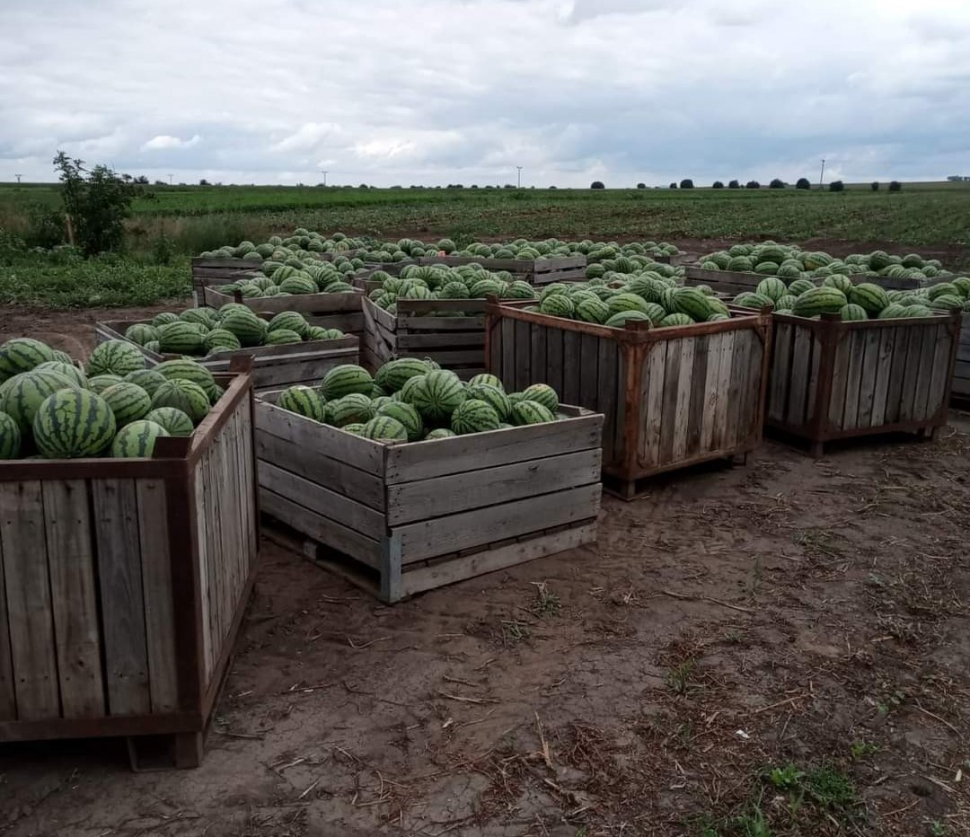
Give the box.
[1,0,969,187]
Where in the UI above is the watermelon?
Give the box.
[927,283,958,301]
[111,420,169,458]
[376,401,423,441]
[151,379,211,424]
[87,340,146,377]
[793,287,847,317]
[0,411,21,459]
[660,313,693,327]
[607,293,649,317]
[451,399,501,435]
[411,370,465,423]
[35,361,87,389]
[465,383,511,421]
[32,388,117,459]
[328,393,374,427]
[376,358,431,393]
[521,384,559,414]
[123,368,167,397]
[152,312,178,327]
[359,416,408,442]
[788,278,816,296]
[101,382,152,427]
[155,359,217,394]
[839,304,869,322]
[0,370,76,433]
[425,428,456,440]
[756,277,787,301]
[671,287,711,320]
[277,386,327,422]
[145,407,194,437]
[878,303,909,320]
[930,294,963,311]
[400,374,427,405]
[733,292,773,310]
[265,329,303,345]
[125,323,159,346]
[159,322,205,355]
[540,294,575,318]
[204,328,242,354]
[575,297,610,324]
[0,338,54,381]
[511,400,555,426]
[822,275,854,294]
[221,309,265,347]
[87,374,123,393]
[322,365,374,400]
[849,283,889,315]
[469,373,504,391]
[268,311,310,338]
[606,310,651,329]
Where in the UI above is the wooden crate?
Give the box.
[485,303,772,499]
[417,254,587,285]
[0,358,259,769]
[685,264,931,295]
[766,311,961,455]
[96,321,360,392]
[255,394,603,603]
[361,297,492,379]
[200,286,364,337]
[952,315,970,408]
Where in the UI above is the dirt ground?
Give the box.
[1,425,968,837]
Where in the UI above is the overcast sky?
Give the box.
[2,0,969,187]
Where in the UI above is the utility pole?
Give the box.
[14,174,22,185]
[320,170,329,186]
[168,173,173,185]
[516,166,522,188]
[819,159,826,187]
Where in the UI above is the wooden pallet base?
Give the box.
[264,517,596,603]
[602,452,749,500]
[765,424,936,458]
[127,731,204,771]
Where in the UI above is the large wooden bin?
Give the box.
[255,393,603,603]
[950,314,970,408]
[0,359,259,769]
[418,254,586,285]
[200,286,364,338]
[96,321,359,393]
[766,311,961,454]
[485,303,772,498]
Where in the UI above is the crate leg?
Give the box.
[810,441,825,458]
[729,452,748,467]
[380,533,403,603]
[128,731,203,771]
[174,732,204,769]
[917,427,935,441]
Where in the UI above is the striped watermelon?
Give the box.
[277,386,327,422]
[280,276,317,294]
[878,303,909,320]
[322,365,374,400]
[465,383,511,421]
[0,411,22,459]
[221,309,265,346]
[376,358,432,393]
[411,370,465,423]
[204,328,242,354]
[179,308,216,328]
[540,294,575,318]
[0,370,76,432]
[756,277,787,301]
[151,380,211,424]
[399,374,427,405]
[360,416,408,442]
[265,329,303,345]
[521,384,559,413]
[787,278,816,296]
[155,359,217,393]
[376,401,423,441]
[839,304,869,322]
[152,312,178,327]
[50,350,73,364]
[87,340,146,377]
[793,287,847,317]
[733,292,773,309]
[124,369,167,397]
[87,374,123,393]
[125,323,159,346]
[849,283,889,316]
[145,407,194,436]
[269,311,310,338]
[0,338,55,382]
[468,373,504,391]
[451,399,500,435]
[822,275,854,294]
[159,322,205,355]
[328,393,374,427]
[425,428,456,440]
[660,313,693,327]
[36,361,87,389]
[607,293,650,317]
[606,310,650,329]
[111,420,169,458]
[101,382,152,426]
[33,388,117,459]
[930,294,963,311]
[927,283,958,301]
[511,400,555,426]
[670,287,711,320]
[575,297,610,324]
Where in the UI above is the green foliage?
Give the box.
[680,178,694,189]
[590,181,605,189]
[769,178,785,189]
[24,203,65,249]
[889,180,902,192]
[829,180,845,192]
[796,178,811,190]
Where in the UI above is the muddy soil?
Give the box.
[1,429,968,837]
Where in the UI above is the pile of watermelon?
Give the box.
[273,360,564,443]
[215,253,364,299]
[199,230,367,261]
[518,272,728,328]
[366,264,535,314]
[0,338,226,460]
[732,275,970,320]
[699,242,951,283]
[122,306,345,356]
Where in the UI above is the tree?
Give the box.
[680,178,694,189]
[795,178,811,190]
[871,181,880,191]
[590,181,605,189]
[829,180,845,192]
[669,182,678,189]
[53,151,137,256]
[746,180,761,189]
[134,175,149,185]
[889,180,902,192]
[769,178,785,189]
[712,181,724,189]
[199,178,210,186]
[636,183,646,189]
[728,180,740,189]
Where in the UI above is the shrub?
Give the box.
[871,181,880,191]
[637,183,646,189]
[199,178,210,186]
[25,203,66,250]
[889,181,902,192]
[680,179,694,189]
[669,182,678,189]
[795,178,811,190]
[769,178,785,189]
[728,180,740,189]
[746,180,761,189]
[712,181,724,189]
[829,180,845,192]
[590,181,605,189]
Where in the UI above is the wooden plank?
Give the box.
[869,327,897,428]
[742,329,766,444]
[515,320,532,391]
[711,331,736,450]
[579,334,599,410]
[488,319,501,374]
[0,501,15,720]
[194,458,214,679]
[531,325,548,392]
[724,332,748,449]
[787,326,812,427]
[639,341,667,467]
[898,326,924,423]
[827,329,851,430]
[596,337,619,466]
[768,323,792,423]
[884,326,909,424]
[561,331,582,407]
[42,480,105,719]
[546,326,564,397]
[671,337,696,461]
[805,332,820,426]
[841,330,867,430]
[658,339,683,464]
[387,448,601,526]
[385,413,603,483]
[91,479,151,716]
[0,482,59,720]
[396,332,485,350]
[397,484,601,564]
[700,333,723,450]
[501,317,516,385]
[401,523,597,598]
[927,324,954,418]
[856,328,882,429]
[260,489,381,568]
[913,324,940,421]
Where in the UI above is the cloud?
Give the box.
[141,134,201,151]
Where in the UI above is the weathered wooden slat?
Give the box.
[700,333,723,451]
[805,332,820,426]
[488,319,501,375]
[395,332,485,350]
[741,330,765,445]
[869,327,896,428]
[515,320,532,391]
[545,326,564,397]
[43,480,105,719]
[841,330,868,430]
[193,458,214,680]
[561,331,581,407]
[596,337,619,466]
[531,325,547,395]
[396,484,602,564]
[856,328,882,429]
[898,326,924,423]
[726,332,750,448]
[711,331,736,450]
[0,482,59,720]
[639,341,667,467]
[0,501,16,720]
[671,337,696,461]
[658,339,683,463]
[92,479,151,716]
[912,323,940,421]
[787,326,812,426]
[927,324,953,417]
[826,330,851,429]
[768,323,792,423]
[579,334,599,408]
[501,317,516,385]
[884,326,909,424]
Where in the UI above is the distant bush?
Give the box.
[871,181,880,191]
[829,180,845,192]
[712,181,724,189]
[746,180,761,189]
[795,178,811,190]
[637,183,646,189]
[199,178,210,186]
[889,181,902,192]
[680,179,694,189]
[729,180,740,189]
[590,181,605,189]
[669,182,678,189]
[769,178,785,189]
[24,203,66,250]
